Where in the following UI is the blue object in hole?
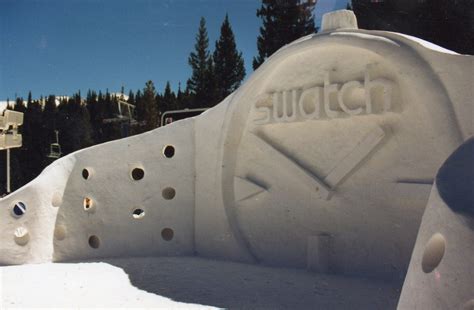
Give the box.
[13,202,26,217]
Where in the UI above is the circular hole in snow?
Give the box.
[14,227,30,246]
[54,225,67,240]
[132,208,145,219]
[88,235,100,249]
[51,192,62,207]
[131,167,145,181]
[162,187,176,200]
[161,228,174,241]
[82,168,90,180]
[12,202,27,218]
[163,145,175,158]
[83,197,94,211]
[422,233,446,273]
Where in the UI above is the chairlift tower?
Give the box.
[102,100,137,124]
[103,100,137,137]
[0,110,24,194]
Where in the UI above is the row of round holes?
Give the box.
[12,190,174,218]
[13,224,174,247]
[87,228,173,249]
[10,187,175,218]
[84,165,174,182]
[82,145,175,182]
[84,167,146,181]
[83,186,175,213]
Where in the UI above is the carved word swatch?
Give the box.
[253,70,396,125]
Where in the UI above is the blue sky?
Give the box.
[0,0,348,100]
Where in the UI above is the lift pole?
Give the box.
[0,110,24,195]
[6,149,10,193]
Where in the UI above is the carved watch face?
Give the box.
[222,33,460,274]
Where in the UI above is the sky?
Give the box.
[0,0,348,100]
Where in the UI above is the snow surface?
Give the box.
[331,32,400,46]
[0,257,402,309]
[0,260,212,309]
[391,32,459,55]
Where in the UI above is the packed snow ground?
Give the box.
[1,256,402,309]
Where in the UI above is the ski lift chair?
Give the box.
[47,130,62,159]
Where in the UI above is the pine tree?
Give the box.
[176,82,183,110]
[142,80,159,130]
[187,17,217,108]
[253,0,316,70]
[204,56,218,107]
[213,14,246,101]
[135,89,145,122]
[27,91,32,107]
[120,85,125,100]
[351,0,472,54]
[162,81,177,113]
[21,95,44,182]
[104,89,117,119]
[176,82,193,110]
[57,93,93,154]
[87,90,104,143]
[78,101,93,148]
[182,86,193,109]
[155,92,162,117]
[14,97,26,113]
[42,95,58,158]
[128,90,135,105]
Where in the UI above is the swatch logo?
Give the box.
[253,69,398,125]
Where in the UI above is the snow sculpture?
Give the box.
[398,138,474,309]
[0,10,472,290]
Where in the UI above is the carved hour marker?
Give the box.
[249,133,331,200]
[324,126,386,188]
[234,177,266,202]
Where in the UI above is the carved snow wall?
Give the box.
[1,10,472,281]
